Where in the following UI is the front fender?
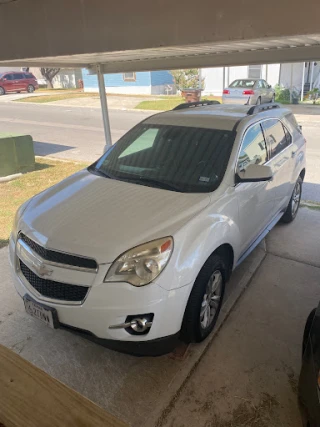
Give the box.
[158,211,241,291]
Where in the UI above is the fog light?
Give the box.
[125,314,154,335]
[109,313,154,335]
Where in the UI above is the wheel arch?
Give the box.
[212,243,234,281]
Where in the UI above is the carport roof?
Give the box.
[1,35,320,73]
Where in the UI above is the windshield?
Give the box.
[89,124,235,193]
[229,80,256,88]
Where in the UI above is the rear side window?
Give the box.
[262,119,290,159]
[24,73,34,79]
[284,113,301,134]
[282,124,292,145]
[237,123,268,172]
[13,73,24,79]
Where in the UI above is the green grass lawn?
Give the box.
[0,158,88,248]
[16,93,99,103]
[135,96,222,111]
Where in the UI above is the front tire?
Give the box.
[281,176,302,223]
[27,85,35,93]
[270,94,275,103]
[0,86,5,96]
[181,254,226,343]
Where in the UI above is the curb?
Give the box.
[0,173,22,183]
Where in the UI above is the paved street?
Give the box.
[0,102,319,202]
[0,103,150,162]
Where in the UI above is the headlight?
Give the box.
[104,237,173,286]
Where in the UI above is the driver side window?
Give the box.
[237,123,268,173]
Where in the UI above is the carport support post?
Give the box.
[310,61,314,91]
[97,64,112,153]
[301,62,306,102]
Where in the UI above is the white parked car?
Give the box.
[9,102,306,356]
[222,79,275,105]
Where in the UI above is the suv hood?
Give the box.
[19,170,210,263]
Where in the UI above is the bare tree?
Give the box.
[40,68,60,89]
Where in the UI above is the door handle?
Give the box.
[292,150,297,158]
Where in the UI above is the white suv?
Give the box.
[9,102,306,356]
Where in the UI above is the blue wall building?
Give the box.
[82,69,175,95]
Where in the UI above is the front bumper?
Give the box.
[9,236,192,353]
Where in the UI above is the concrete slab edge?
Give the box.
[147,245,267,427]
[301,200,320,208]
[0,172,22,183]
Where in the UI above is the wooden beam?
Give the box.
[0,344,128,427]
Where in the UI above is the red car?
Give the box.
[0,71,39,95]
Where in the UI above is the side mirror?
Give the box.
[298,124,302,131]
[268,84,272,89]
[236,164,273,183]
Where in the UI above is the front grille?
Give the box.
[19,260,89,302]
[20,233,97,270]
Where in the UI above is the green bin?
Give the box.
[0,133,35,177]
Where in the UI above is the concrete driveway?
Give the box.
[1,206,319,426]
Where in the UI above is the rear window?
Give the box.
[229,80,256,88]
[24,73,34,79]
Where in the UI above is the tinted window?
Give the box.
[24,73,34,79]
[92,124,236,193]
[262,119,290,158]
[229,80,255,88]
[284,113,301,134]
[238,123,267,172]
[13,73,24,79]
[3,73,13,80]
[283,124,292,145]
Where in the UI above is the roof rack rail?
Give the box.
[247,102,281,116]
[172,100,220,111]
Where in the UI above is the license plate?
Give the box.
[23,296,58,329]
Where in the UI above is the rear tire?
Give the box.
[302,308,316,357]
[0,86,5,96]
[270,94,275,103]
[27,85,35,93]
[181,254,226,343]
[281,176,302,223]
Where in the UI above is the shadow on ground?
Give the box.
[302,182,320,204]
[0,239,8,249]
[34,141,74,156]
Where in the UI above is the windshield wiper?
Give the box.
[89,166,116,180]
[126,176,182,192]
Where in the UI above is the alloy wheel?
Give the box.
[292,180,301,216]
[200,270,223,329]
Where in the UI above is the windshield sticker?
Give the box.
[199,176,210,182]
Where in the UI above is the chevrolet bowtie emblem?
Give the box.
[35,263,54,278]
